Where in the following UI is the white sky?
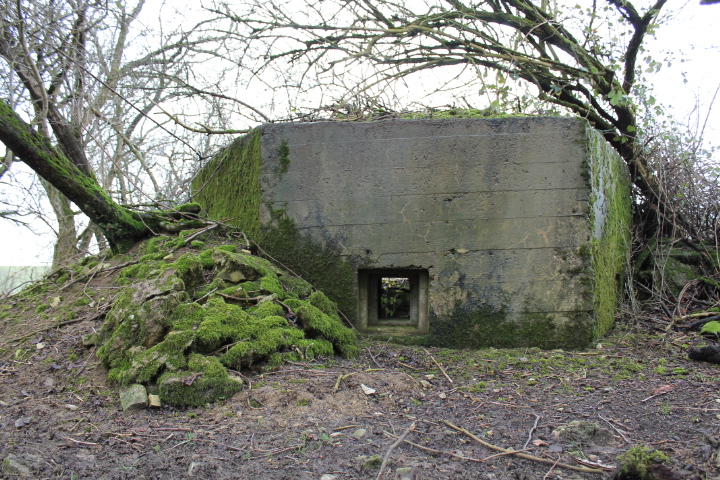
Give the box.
[1,0,719,267]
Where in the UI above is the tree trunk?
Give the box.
[0,99,154,253]
[40,179,79,268]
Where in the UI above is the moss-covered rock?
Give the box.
[95,238,358,407]
[158,354,243,407]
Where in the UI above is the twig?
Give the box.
[247,444,302,460]
[334,372,357,391]
[523,414,541,449]
[424,348,453,384]
[640,390,671,403]
[73,346,97,377]
[195,288,218,304]
[483,449,533,461]
[366,347,383,368]
[383,432,484,462]
[376,422,415,480]
[543,456,561,480]
[573,458,615,471]
[195,438,246,452]
[9,304,111,343]
[165,440,192,452]
[261,368,337,376]
[598,414,629,443]
[60,260,138,291]
[62,436,97,446]
[441,420,603,474]
[667,311,720,331]
[398,362,420,370]
[685,315,720,330]
[182,223,220,245]
[217,292,273,303]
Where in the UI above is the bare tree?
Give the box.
[214,0,681,229]
[0,0,264,263]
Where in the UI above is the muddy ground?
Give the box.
[2,268,720,479]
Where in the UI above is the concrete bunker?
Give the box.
[192,117,631,349]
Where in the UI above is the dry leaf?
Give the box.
[650,385,673,396]
[532,439,549,446]
[361,384,376,395]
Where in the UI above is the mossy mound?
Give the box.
[614,444,670,480]
[94,237,357,407]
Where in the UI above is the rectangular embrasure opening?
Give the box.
[358,268,429,334]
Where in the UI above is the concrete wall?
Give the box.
[194,117,631,349]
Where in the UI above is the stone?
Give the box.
[148,394,161,407]
[2,455,31,476]
[2,453,42,476]
[351,428,367,439]
[14,416,32,428]
[120,384,148,411]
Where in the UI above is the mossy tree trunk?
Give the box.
[0,99,155,253]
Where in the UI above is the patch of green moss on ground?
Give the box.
[117,262,155,284]
[615,445,669,480]
[168,253,203,289]
[195,298,252,351]
[221,324,305,368]
[141,236,171,255]
[109,330,195,385]
[279,275,313,298]
[250,301,284,318]
[35,304,50,314]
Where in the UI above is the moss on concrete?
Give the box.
[277,139,290,175]
[586,125,632,338]
[191,129,263,238]
[418,304,593,350]
[400,108,531,120]
[258,209,362,323]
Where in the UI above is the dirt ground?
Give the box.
[2,269,720,479]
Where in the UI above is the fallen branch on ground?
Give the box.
[441,420,603,474]
[377,422,415,480]
[424,348,453,384]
